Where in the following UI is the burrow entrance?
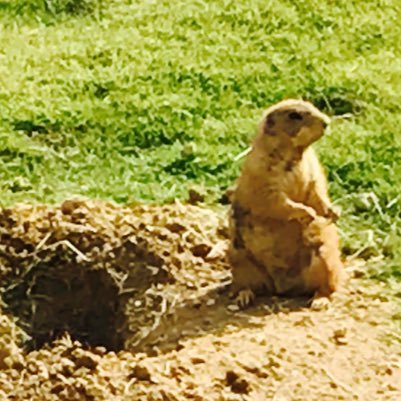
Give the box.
[1,236,170,352]
[0,199,229,353]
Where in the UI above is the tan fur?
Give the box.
[228,99,344,306]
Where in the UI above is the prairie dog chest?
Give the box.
[274,147,319,202]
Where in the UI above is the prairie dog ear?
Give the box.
[263,110,301,137]
[263,112,279,136]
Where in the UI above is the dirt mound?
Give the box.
[0,199,399,400]
[0,199,229,352]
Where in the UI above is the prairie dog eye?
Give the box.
[288,111,303,121]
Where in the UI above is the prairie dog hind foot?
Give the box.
[229,288,256,309]
[309,293,331,311]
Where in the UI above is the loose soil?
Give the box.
[0,199,399,401]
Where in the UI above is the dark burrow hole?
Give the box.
[1,242,170,352]
[3,265,123,351]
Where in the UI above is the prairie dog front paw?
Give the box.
[234,289,255,309]
[324,205,340,222]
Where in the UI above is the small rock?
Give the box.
[72,349,100,370]
[226,370,239,385]
[227,304,240,312]
[205,241,227,260]
[61,199,80,215]
[92,346,107,356]
[60,357,76,376]
[294,315,314,327]
[332,328,348,345]
[10,358,25,371]
[191,243,212,258]
[188,189,205,205]
[206,298,216,306]
[190,357,206,364]
[186,282,196,289]
[166,222,186,233]
[225,370,249,394]
[129,364,151,381]
[51,383,65,394]
[387,383,398,391]
[352,268,365,278]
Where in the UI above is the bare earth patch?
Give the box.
[0,199,399,400]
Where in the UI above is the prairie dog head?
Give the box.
[257,99,330,150]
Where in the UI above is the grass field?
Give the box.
[0,0,401,280]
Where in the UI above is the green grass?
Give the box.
[0,0,401,279]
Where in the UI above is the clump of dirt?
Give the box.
[0,312,26,371]
[0,199,400,401]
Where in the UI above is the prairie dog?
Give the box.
[228,99,344,308]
